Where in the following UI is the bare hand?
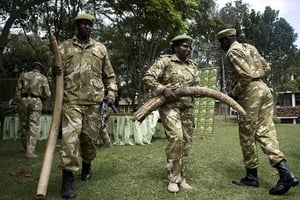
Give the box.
[105,96,114,105]
[163,88,177,100]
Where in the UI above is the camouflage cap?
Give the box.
[171,34,193,43]
[32,62,45,72]
[74,13,95,24]
[216,28,236,40]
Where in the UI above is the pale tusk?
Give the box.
[132,86,246,122]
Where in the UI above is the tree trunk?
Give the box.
[0,11,19,77]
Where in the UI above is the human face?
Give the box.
[76,19,93,40]
[175,42,192,61]
[219,37,231,51]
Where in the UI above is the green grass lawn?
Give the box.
[0,117,299,200]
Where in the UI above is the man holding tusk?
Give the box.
[216,28,298,195]
[52,13,117,199]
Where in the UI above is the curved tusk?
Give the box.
[173,86,246,116]
[132,86,246,122]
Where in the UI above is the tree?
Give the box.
[0,0,49,77]
[40,0,84,42]
[284,49,300,91]
[88,0,199,107]
[218,0,249,30]
[241,6,297,90]
[216,1,298,93]
[189,0,222,65]
[3,34,51,78]
[214,0,251,92]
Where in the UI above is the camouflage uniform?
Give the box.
[59,36,117,171]
[227,41,285,168]
[143,54,200,184]
[217,28,298,195]
[14,68,51,155]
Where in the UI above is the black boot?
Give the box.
[269,159,299,195]
[61,170,76,199]
[81,161,92,181]
[232,168,259,187]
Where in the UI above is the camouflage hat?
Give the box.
[74,13,95,24]
[216,28,236,40]
[32,62,45,72]
[171,34,193,43]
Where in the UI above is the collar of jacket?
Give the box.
[227,41,240,53]
[72,36,95,48]
[171,54,194,65]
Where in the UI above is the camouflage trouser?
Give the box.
[159,105,194,183]
[18,97,42,153]
[60,104,101,171]
[238,81,285,169]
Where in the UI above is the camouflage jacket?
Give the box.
[14,69,51,102]
[59,36,117,104]
[143,54,200,108]
[227,41,271,97]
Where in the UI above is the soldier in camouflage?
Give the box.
[216,28,298,195]
[52,13,117,199]
[143,34,200,193]
[14,62,51,159]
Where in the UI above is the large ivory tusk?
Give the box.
[36,34,63,199]
[132,86,246,122]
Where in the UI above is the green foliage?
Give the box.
[91,0,200,105]
[3,34,51,78]
[216,2,298,93]
[287,50,300,88]
[1,0,300,101]
[276,80,299,92]
[242,6,296,58]
[188,0,222,66]
[0,0,50,76]
[218,0,249,30]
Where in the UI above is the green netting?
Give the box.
[194,68,218,136]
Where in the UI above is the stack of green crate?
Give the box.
[194,68,218,136]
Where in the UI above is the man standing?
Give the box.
[52,13,117,199]
[14,62,51,159]
[216,28,298,195]
[143,35,200,193]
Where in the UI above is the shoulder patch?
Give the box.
[186,59,197,65]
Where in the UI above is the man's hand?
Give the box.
[52,64,62,75]
[163,88,177,101]
[104,96,114,105]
